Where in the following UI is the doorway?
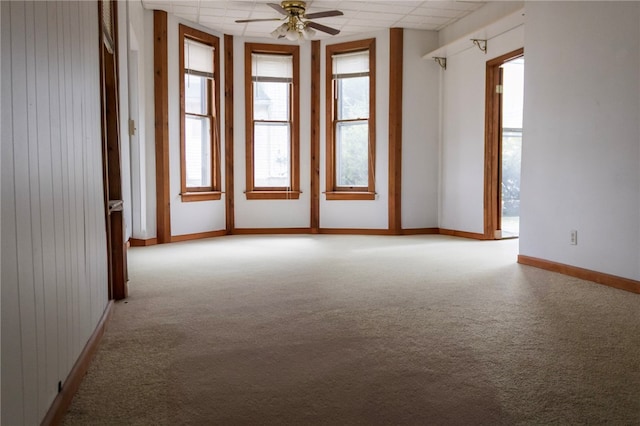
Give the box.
[484,48,524,240]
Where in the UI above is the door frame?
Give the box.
[483,47,524,240]
[99,0,127,300]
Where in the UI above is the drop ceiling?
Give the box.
[140,1,486,39]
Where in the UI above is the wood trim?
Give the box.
[171,230,227,242]
[178,25,221,197]
[310,40,321,233]
[131,228,470,239]
[400,228,439,235]
[244,43,300,197]
[129,238,158,247]
[110,212,127,300]
[99,0,127,300]
[153,11,171,243]
[180,191,222,202]
[232,228,312,235]
[439,228,489,240]
[325,191,376,201]
[388,28,403,234]
[484,47,524,240]
[98,0,113,299]
[318,228,392,236]
[224,34,235,234]
[245,190,301,200]
[325,38,376,196]
[518,255,640,294]
[40,301,114,426]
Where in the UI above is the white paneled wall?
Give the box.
[1,1,109,424]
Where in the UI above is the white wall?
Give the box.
[1,2,109,423]
[138,9,228,240]
[519,1,640,280]
[438,1,524,47]
[127,0,152,240]
[118,1,132,242]
[439,22,524,234]
[319,30,391,229]
[233,36,312,229]
[402,29,440,229]
[168,15,227,236]
[134,20,437,234]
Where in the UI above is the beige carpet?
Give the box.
[63,235,640,425]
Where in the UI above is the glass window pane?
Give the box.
[502,130,522,230]
[501,58,524,129]
[254,123,290,188]
[336,121,368,187]
[185,74,208,115]
[185,115,212,187]
[337,76,369,120]
[253,81,289,121]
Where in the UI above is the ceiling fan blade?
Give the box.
[304,10,343,19]
[267,2,288,15]
[235,18,283,23]
[305,21,340,36]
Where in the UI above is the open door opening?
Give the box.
[500,57,524,237]
[484,48,524,240]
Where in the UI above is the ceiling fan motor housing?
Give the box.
[281,1,307,16]
[237,1,341,38]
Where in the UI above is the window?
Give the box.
[179,25,220,202]
[326,39,376,200]
[245,43,300,200]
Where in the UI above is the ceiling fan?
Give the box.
[236,1,344,40]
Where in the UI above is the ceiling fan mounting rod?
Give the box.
[281,1,307,16]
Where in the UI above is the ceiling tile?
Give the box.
[142,0,486,39]
[172,5,199,15]
[199,6,227,16]
[358,3,416,14]
[354,11,405,22]
[422,0,482,11]
[413,7,470,18]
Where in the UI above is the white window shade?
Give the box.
[252,53,293,82]
[333,50,369,78]
[185,38,214,76]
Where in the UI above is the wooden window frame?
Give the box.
[179,24,221,202]
[325,38,376,201]
[244,43,300,200]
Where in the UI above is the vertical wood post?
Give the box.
[311,40,321,232]
[388,28,403,233]
[153,10,171,243]
[224,34,235,233]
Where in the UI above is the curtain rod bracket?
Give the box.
[471,39,487,54]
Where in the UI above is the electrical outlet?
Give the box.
[570,230,578,245]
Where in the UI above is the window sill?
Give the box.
[245,190,301,200]
[325,191,376,201]
[180,191,222,202]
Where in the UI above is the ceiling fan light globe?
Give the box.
[302,26,316,40]
[285,29,299,41]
